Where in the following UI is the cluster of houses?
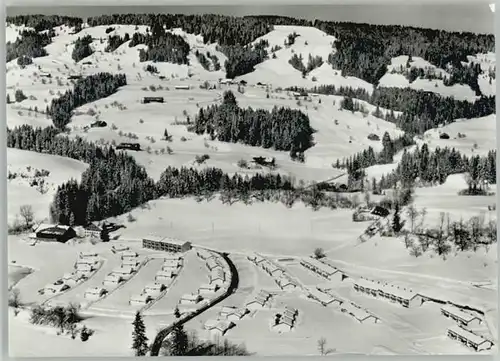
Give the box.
[219,305,250,322]
[441,304,493,352]
[247,253,297,291]
[300,257,345,281]
[198,249,231,292]
[245,290,273,310]
[272,305,299,333]
[352,277,424,308]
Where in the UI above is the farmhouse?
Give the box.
[156,270,175,282]
[441,304,482,327]
[226,307,249,321]
[204,320,235,336]
[174,85,190,90]
[447,325,493,352]
[103,273,122,287]
[130,294,153,306]
[116,142,141,151]
[197,249,216,260]
[353,278,423,308]
[112,266,135,280]
[34,225,76,243]
[198,283,219,294]
[84,287,107,300]
[84,223,102,238]
[209,268,226,286]
[142,96,164,104]
[143,283,166,297]
[142,236,192,253]
[340,302,379,324]
[180,293,203,305]
[300,257,338,279]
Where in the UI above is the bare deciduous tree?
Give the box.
[19,205,35,228]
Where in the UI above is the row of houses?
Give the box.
[447,325,493,352]
[273,305,299,332]
[441,304,482,327]
[352,277,423,308]
[300,257,345,281]
[307,288,343,307]
[339,301,380,324]
[247,253,297,291]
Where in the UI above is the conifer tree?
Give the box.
[169,324,188,356]
[132,311,149,356]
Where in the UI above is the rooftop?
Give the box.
[308,288,336,305]
[301,257,338,276]
[143,235,191,247]
[441,304,481,322]
[86,287,105,294]
[112,266,133,274]
[448,325,491,345]
[340,302,376,322]
[354,277,419,300]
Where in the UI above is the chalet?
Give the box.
[156,270,175,282]
[111,244,129,254]
[174,85,190,90]
[84,287,107,300]
[130,294,153,305]
[142,236,192,253]
[340,302,379,324]
[111,266,135,280]
[226,307,249,321]
[103,273,122,287]
[162,259,182,271]
[116,142,141,151]
[121,250,138,260]
[204,320,235,336]
[209,268,226,286]
[199,283,219,294]
[34,225,76,243]
[180,293,203,305]
[62,272,85,286]
[197,249,216,261]
[142,97,164,104]
[353,278,423,308]
[441,304,482,327]
[251,156,276,167]
[143,283,166,297]
[447,325,493,352]
[300,257,338,279]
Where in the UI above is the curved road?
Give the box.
[149,251,239,356]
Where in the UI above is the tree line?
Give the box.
[6,29,53,63]
[192,91,315,155]
[105,33,130,52]
[47,72,127,129]
[6,15,82,32]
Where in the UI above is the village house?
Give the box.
[111,266,135,280]
[180,293,203,305]
[283,306,298,321]
[300,257,339,280]
[103,273,123,287]
[441,304,482,327]
[198,283,219,294]
[353,278,423,308]
[209,268,226,286]
[156,270,175,282]
[206,257,223,271]
[130,294,154,306]
[447,325,493,352]
[226,307,249,322]
[142,235,192,253]
[143,283,166,297]
[340,302,379,324]
[204,320,235,337]
[197,249,216,261]
[246,291,271,310]
[84,287,107,300]
[62,272,85,286]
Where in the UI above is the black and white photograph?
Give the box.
[5,3,497,357]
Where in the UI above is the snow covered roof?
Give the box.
[163,259,181,268]
[448,325,491,345]
[207,258,222,270]
[122,250,138,257]
[247,297,266,306]
[112,244,129,252]
[113,266,134,274]
[156,270,174,278]
[340,302,377,322]
[276,275,296,288]
[258,290,271,298]
[164,253,183,261]
[104,273,121,282]
[441,304,481,322]
[145,282,164,290]
[279,315,295,327]
[181,293,201,302]
[76,263,92,270]
[80,251,98,257]
[77,256,99,265]
[354,277,420,301]
[85,287,105,295]
[122,258,139,266]
[130,294,151,303]
[200,283,218,290]
[301,257,338,276]
[210,268,225,281]
[227,307,248,318]
[308,288,336,305]
[144,235,191,247]
[197,249,215,259]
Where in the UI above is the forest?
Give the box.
[6,30,53,63]
[72,35,94,63]
[47,72,127,129]
[193,91,315,155]
[218,39,269,79]
[105,33,130,53]
[6,14,82,32]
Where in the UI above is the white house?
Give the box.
[164,253,183,262]
[198,283,219,294]
[276,276,296,291]
[84,287,107,300]
[121,250,138,260]
[209,268,225,286]
[130,294,153,306]
[219,306,238,318]
[156,270,174,282]
[62,272,85,286]
[447,325,493,352]
[441,304,482,327]
[103,273,122,287]
[226,307,249,321]
[143,283,166,297]
[76,263,93,275]
[246,295,268,309]
[162,259,181,271]
[283,306,298,321]
[180,293,203,305]
[308,288,336,306]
